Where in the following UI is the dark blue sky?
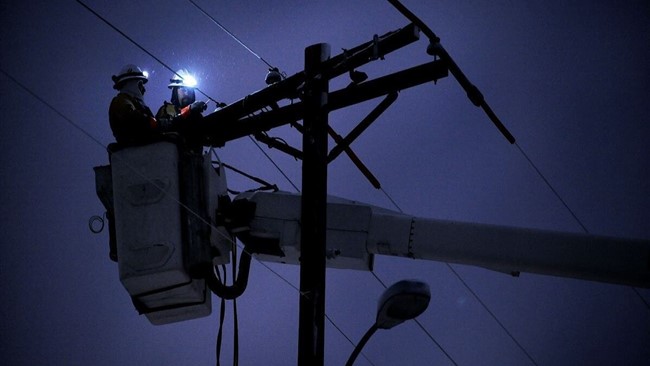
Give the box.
[1,1,649,365]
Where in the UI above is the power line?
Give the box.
[514,142,649,310]
[248,136,300,192]
[74,1,172,85]
[371,189,538,365]
[74,0,219,105]
[514,142,589,233]
[0,68,106,150]
[187,0,279,72]
[380,187,402,213]
[445,263,538,365]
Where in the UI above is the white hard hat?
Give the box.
[112,64,148,90]
[168,69,197,88]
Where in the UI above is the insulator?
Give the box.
[265,68,283,85]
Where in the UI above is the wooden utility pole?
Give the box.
[298,43,330,366]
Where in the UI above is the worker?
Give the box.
[108,64,205,145]
[155,69,207,145]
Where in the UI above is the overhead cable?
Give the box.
[187,0,279,72]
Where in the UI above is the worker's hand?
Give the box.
[179,101,207,119]
[190,101,207,113]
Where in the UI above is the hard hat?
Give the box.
[112,64,148,90]
[168,69,197,89]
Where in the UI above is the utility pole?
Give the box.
[298,43,330,366]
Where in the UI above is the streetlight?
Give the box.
[346,280,431,366]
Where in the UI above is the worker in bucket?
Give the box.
[108,64,205,145]
[155,68,207,146]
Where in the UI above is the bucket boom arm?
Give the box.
[234,191,650,289]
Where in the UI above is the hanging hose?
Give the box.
[203,250,252,300]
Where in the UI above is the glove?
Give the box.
[190,101,207,113]
[179,101,207,119]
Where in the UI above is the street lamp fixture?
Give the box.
[345,280,431,366]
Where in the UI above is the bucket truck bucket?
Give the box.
[94,138,232,324]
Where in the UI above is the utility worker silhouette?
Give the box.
[156,69,207,145]
[108,64,205,145]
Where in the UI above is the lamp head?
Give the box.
[376,280,430,330]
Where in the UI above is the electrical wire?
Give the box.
[514,142,589,233]
[379,187,402,213]
[187,0,279,72]
[0,69,105,149]
[515,142,649,310]
[74,0,220,106]
[248,136,300,192]
[445,264,538,365]
[372,183,537,365]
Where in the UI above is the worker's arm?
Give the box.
[109,94,157,143]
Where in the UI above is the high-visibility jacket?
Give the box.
[109,93,158,145]
[155,101,179,122]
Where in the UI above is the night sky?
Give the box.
[1,1,649,365]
